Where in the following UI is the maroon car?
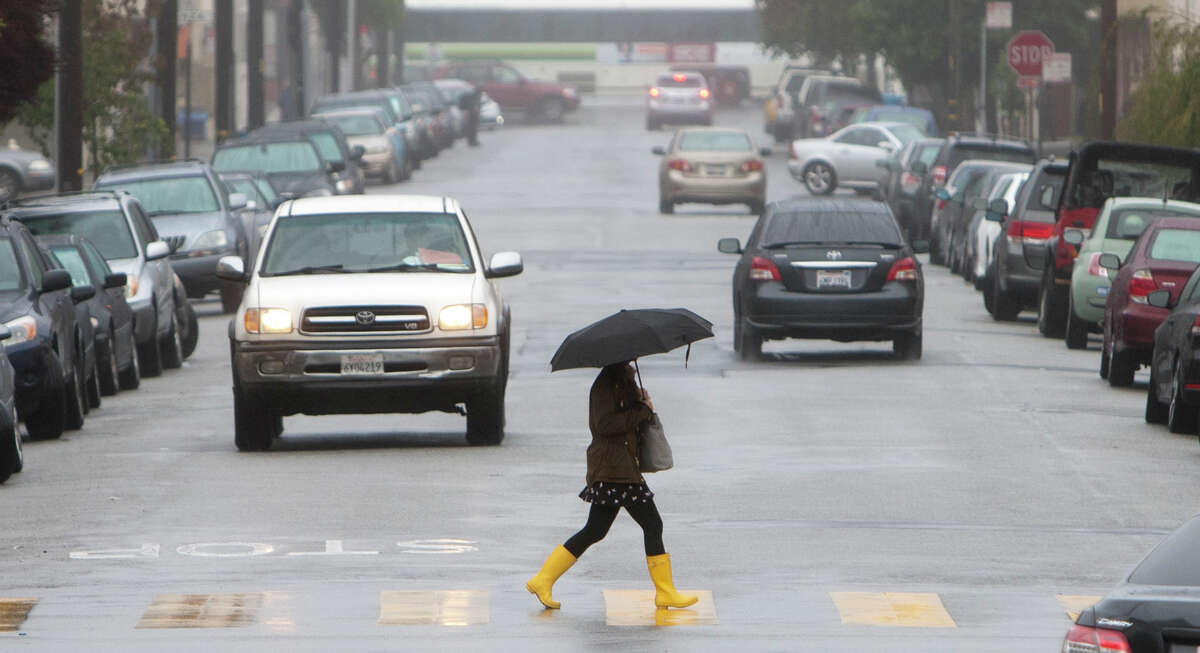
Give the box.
[434,60,580,123]
[1100,217,1200,386]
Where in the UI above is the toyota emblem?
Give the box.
[355,310,376,325]
[826,250,843,260]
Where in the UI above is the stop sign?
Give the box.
[1006,30,1056,77]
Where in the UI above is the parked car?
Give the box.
[43,242,100,412]
[408,81,456,149]
[218,171,278,269]
[670,64,750,107]
[848,104,938,136]
[788,122,923,196]
[1065,199,1200,350]
[989,159,1069,320]
[878,137,944,242]
[0,216,88,439]
[790,76,883,141]
[0,142,55,204]
[212,132,339,203]
[399,84,448,156]
[931,160,1023,269]
[219,194,523,450]
[970,170,1029,298]
[1034,141,1200,339]
[913,134,1037,249]
[765,67,831,142]
[309,89,421,167]
[251,119,368,194]
[1099,217,1200,387]
[311,108,409,184]
[0,332,18,484]
[432,79,473,138]
[645,71,714,130]
[9,191,179,379]
[94,160,250,314]
[1061,513,1200,652]
[949,162,1031,281]
[39,234,135,398]
[434,60,580,122]
[654,127,770,215]
[717,198,924,360]
[479,92,504,130]
[1147,265,1200,431]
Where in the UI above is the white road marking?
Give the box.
[286,539,379,556]
[176,542,275,558]
[395,539,478,554]
[69,543,159,560]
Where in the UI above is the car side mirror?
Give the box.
[759,147,772,157]
[215,255,247,282]
[352,145,366,161]
[0,325,11,342]
[70,284,96,303]
[145,240,171,261]
[103,272,127,289]
[1147,289,1173,309]
[40,269,72,293]
[1062,230,1085,246]
[910,161,928,175]
[486,251,523,279]
[934,188,951,201]
[1098,253,1121,271]
[717,238,742,254]
[652,146,666,156]
[228,192,248,211]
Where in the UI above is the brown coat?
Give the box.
[585,368,653,486]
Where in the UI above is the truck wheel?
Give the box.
[466,383,505,446]
[233,387,273,452]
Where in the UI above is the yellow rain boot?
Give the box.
[525,545,577,609]
[646,553,698,609]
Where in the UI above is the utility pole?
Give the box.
[215,0,234,142]
[155,0,178,157]
[352,0,364,91]
[376,27,391,88]
[288,1,306,117]
[1100,0,1117,139]
[248,0,265,129]
[57,0,83,191]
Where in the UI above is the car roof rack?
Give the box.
[99,158,207,175]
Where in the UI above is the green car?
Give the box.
[1065,198,1200,349]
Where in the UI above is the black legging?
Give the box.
[563,499,666,558]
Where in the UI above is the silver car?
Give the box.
[646,71,714,130]
[788,122,923,195]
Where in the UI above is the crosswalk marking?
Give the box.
[830,592,957,628]
[378,590,489,626]
[0,598,37,632]
[135,593,263,629]
[602,590,717,626]
[1057,595,1102,621]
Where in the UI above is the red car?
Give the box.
[1101,217,1200,386]
[434,60,580,123]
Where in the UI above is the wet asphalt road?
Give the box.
[2,98,1198,652]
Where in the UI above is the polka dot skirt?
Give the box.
[579,482,654,507]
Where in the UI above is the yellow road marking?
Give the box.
[1057,595,1102,621]
[135,593,263,629]
[602,590,717,626]
[378,590,489,626]
[0,598,37,632]
[830,592,957,628]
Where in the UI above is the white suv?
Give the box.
[219,194,522,451]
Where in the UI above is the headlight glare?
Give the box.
[4,316,37,345]
[438,304,487,330]
[244,307,292,334]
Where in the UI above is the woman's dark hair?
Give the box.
[598,362,639,404]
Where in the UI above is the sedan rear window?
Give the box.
[20,210,138,260]
[1106,210,1197,240]
[325,115,383,136]
[260,212,474,276]
[677,132,751,152]
[213,142,323,174]
[761,209,903,247]
[1148,228,1200,263]
[1129,517,1200,586]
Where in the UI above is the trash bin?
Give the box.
[177,110,207,140]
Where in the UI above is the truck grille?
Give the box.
[300,305,430,334]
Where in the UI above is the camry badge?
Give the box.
[355,310,376,325]
[826,250,843,260]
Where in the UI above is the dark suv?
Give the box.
[0,216,89,440]
[435,60,580,122]
[911,134,1037,248]
[94,160,251,313]
[989,159,1068,320]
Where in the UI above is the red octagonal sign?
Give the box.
[1007,30,1056,77]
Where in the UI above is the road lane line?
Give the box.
[830,592,957,628]
[0,598,37,632]
[1057,595,1102,621]
[602,590,717,626]
[135,593,263,629]
[378,590,489,626]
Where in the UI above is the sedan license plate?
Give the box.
[340,353,384,375]
[817,270,853,289]
[704,165,726,176]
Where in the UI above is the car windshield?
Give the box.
[325,115,382,136]
[761,209,903,247]
[223,178,268,207]
[213,141,323,174]
[678,131,751,152]
[0,239,24,293]
[96,176,219,214]
[48,246,91,287]
[884,124,923,145]
[308,132,343,163]
[260,212,474,276]
[1106,209,1196,240]
[19,210,138,259]
[1128,517,1200,586]
[1148,228,1200,262]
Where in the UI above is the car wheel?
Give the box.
[803,162,836,195]
[1037,274,1066,338]
[179,300,199,360]
[1168,360,1198,433]
[220,281,243,315]
[982,276,995,315]
[737,318,761,361]
[646,117,658,131]
[118,330,141,390]
[991,275,1021,321]
[98,331,120,396]
[64,352,86,431]
[233,386,273,452]
[85,353,101,410]
[1107,345,1137,388]
[893,329,923,361]
[138,314,164,378]
[1146,364,1169,424]
[161,310,184,370]
[25,361,66,441]
[0,169,18,203]
[929,231,944,265]
[0,409,20,484]
[773,121,791,144]
[1099,337,1111,380]
[659,196,674,214]
[465,382,505,446]
[1065,297,1089,350]
[538,98,566,123]
[400,156,413,182]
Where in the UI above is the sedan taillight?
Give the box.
[749,256,781,281]
[741,160,764,173]
[1061,624,1131,652]
[887,256,918,282]
[1086,253,1109,279]
[1128,269,1157,303]
[667,159,692,172]
[932,165,948,186]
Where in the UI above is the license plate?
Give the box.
[817,270,853,289]
[340,353,384,375]
[704,165,726,176]
[1168,645,1199,653]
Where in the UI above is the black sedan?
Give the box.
[1064,513,1200,652]
[39,234,135,399]
[1145,264,1200,434]
[718,198,924,360]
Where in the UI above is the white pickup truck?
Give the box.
[219,194,522,451]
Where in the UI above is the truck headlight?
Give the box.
[244,308,292,334]
[191,229,228,250]
[26,159,52,173]
[3,315,37,345]
[438,304,487,330]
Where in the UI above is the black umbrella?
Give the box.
[550,308,714,372]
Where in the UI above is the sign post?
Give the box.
[979,2,1013,134]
